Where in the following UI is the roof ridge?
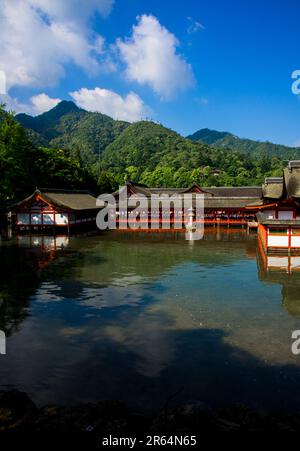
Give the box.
[38,187,94,195]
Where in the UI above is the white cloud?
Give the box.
[0,0,114,91]
[30,93,61,113]
[116,14,195,100]
[2,87,148,121]
[1,92,61,115]
[0,94,31,114]
[70,87,149,122]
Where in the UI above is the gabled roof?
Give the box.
[148,185,214,196]
[262,177,284,200]
[260,163,300,201]
[112,183,150,198]
[256,162,300,201]
[206,187,262,198]
[14,188,103,211]
[113,182,262,199]
[284,167,300,198]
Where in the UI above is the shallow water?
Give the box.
[1,229,300,412]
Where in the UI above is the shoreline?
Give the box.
[1,390,300,433]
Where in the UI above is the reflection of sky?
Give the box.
[34,280,146,310]
[2,231,300,411]
[103,310,176,378]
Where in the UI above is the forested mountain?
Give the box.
[16,101,129,164]
[187,128,232,145]
[0,101,295,201]
[98,121,285,190]
[187,128,300,159]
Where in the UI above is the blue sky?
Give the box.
[1,0,300,146]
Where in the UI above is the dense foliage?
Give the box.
[0,106,38,202]
[98,121,286,190]
[0,105,91,203]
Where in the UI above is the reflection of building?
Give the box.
[254,162,300,254]
[258,236,300,274]
[0,233,71,336]
[16,234,70,270]
[257,241,300,316]
[13,188,103,233]
[17,235,69,251]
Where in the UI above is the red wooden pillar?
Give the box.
[288,227,292,271]
[288,226,292,252]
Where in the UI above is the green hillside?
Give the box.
[98,121,285,189]
[187,128,300,159]
[16,101,129,164]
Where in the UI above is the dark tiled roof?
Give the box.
[204,187,262,197]
[111,183,262,209]
[15,188,103,211]
[148,188,187,195]
[204,197,262,209]
[121,182,262,199]
[262,178,284,199]
[284,167,300,198]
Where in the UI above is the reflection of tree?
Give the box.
[0,240,69,336]
[256,246,300,318]
[282,286,300,317]
[0,245,40,336]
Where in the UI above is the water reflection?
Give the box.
[0,235,70,336]
[257,244,300,318]
[1,230,300,411]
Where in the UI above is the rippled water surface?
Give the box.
[1,229,300,411]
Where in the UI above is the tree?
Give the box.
[0,105,39,202]
[97,171,118,193]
